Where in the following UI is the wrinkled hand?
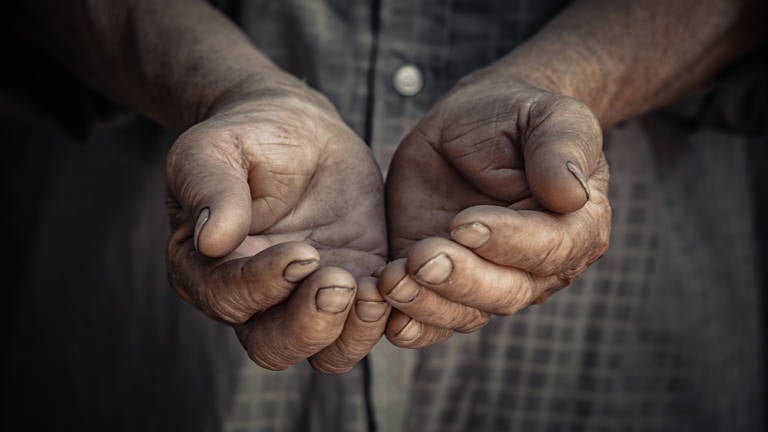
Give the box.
[165,82,390,373]
[379,73,611,348]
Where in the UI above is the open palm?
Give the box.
[165,88,390,373]
[380,78,610,348]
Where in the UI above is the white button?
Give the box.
[393,64,423,96]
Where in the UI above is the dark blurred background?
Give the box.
[0,35,244,432]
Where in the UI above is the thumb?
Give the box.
[191,174,253,259]
[522,95,603,214]
[168,131,312,259]
[168,153,253,258]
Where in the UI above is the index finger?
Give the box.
[449,156,611,276]
[404,237,563,315]
[167,239,320,323]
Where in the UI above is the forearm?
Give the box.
[485,0,764,127]
[19,0,293,132]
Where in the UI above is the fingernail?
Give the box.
[284,259,320,283]
[372,264,387,278]
[414,253,453,285]
[355,300,388,322]
[387,275,421,303]
[316,287,354,314]
[395,319,422,341]
[450,222,491,249]
[194,208,210,252]
[566,161,590,201]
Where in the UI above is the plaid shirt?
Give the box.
[217,1,765,432]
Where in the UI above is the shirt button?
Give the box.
[393,64,423,97]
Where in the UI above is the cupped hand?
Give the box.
[165,81,390,373]
[380,73,611,348]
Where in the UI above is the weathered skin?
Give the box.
[381,77,610,347]
[165,86,390,373]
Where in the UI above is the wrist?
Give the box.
[458,45,618,128]
[466,0,763,129]
[201,68,340,125]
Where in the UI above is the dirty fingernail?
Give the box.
[284,259,320,283]
[355,300,388,322]
[414,254,453,285]
[316,287,354,313]
[566,161,590,201]
[194,208,210,252]
[387,275,421,303]
[372,264,387,278]
[451,222,491,249]
[395,319,422,341]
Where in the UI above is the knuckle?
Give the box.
[494,302,523,316]
[455,310,491,333]
[309,356,354,375]
[531,275,572,305]
[563,200,612,272]
[493,285,533,316]
[589,242,609,265]
[597,233,610,255]
[527,223,576,278]
[294,320,340,349]
[597,225,611,255]
[594,206,612,252]
[203,289,251,324]
[334,335,373,361]
[409,329,453,348]
[247,349,290,371]
[531,290,554,305]
[532,258,560,278]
